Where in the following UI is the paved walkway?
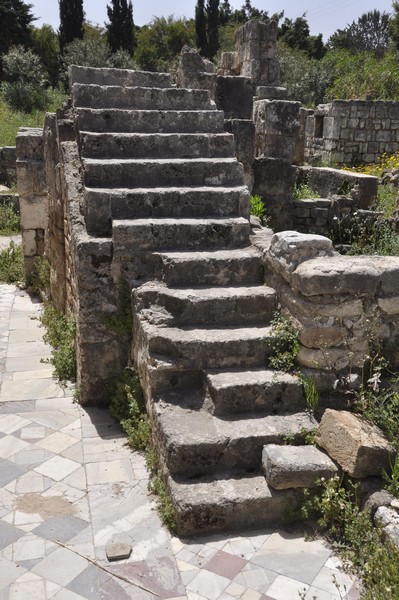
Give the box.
[0,283,362,600]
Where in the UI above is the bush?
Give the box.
[40,303,76,382]
[0,242,24,284]
[1,46,48,112]
[62,35,135,71]
[0,202,20,234]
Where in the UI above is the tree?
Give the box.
[206,0,220,60]
[0,0,35,73]
[279,15,326,60]
[195,0,207,55]
[31,24,60,87]
[219,0,232,25]
[389,2,399,52]
[59,0,84,52]
[1,45,47,111]
[63,27,134,70]
[328,10,390,58]
[106,0,135,57]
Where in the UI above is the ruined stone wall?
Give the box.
[15,129,47,275]
[0,146,16,182]
[254,231,399,388]
[305,100,399,165]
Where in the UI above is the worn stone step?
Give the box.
[83,158,244,189]
[158,248,264,286]
[79,132,235,159]
[137,321,274,371]
[84,186,250,236]
[206,369,305,415]
[75,108,225,134]
[168,472,300,535]
[135,283,276,327]
[154,400,316,476]
[72,84,214,110]
[262,444,338,490]
[113,218,251,252]
[69,65,172,88]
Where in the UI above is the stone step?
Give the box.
[154,399,316,476]
[158,247,264,286]
[83,158,244,189]
[84,186,250,236]
[137,321,274,370]
[75,108,225,134]
[168,472,299,535]
[72,84,214,111]
[79,132,235,159]
[206,369,305,415]
[69,65,172,88]
[112,218,251,252]
[134,283,277,326]
[262,444,338,490]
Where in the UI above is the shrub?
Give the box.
[0,202,20,234]
[40,303,76,382]
[269,312,301,372]
[0,242,24,284]
[292,182,321,200]
[1,46,48,112]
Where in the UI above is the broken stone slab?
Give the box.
[315,409,396,478]
[106,542,132,562]
[262,444,338,490]
[375,505,399,548]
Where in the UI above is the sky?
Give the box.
[30,0,394,42]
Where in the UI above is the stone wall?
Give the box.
[15,129,47,275]
[0,146,16,182]
[305,100,399,165]
[254,230,399,387]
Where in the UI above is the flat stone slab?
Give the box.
[262,444,338,490]
[106,542,132,561]
[316,409,396,478]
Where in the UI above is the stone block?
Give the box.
[378,297,399,315]
[22,229,37,257]
[297,347,365,371]
[252,157,295,231]
[224,119,254,169]
[219,51,240,76]
[315,409,396,478]
[106,543,132,561]
[375,506,399,548]
[256,86,287,100]
[216,76,253,119]
[262,444,338,489]
[20,196,47,229]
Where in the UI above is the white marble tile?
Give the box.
[34,456,80,481]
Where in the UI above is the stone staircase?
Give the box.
[70,66,316,535]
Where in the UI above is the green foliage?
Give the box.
[59,0,84,52]
[250,194,269,225]
[292,182,321,200]
[146,447,176,531]
[328,10,390,58]
[383,454,399,498]
[322,49,399,102]
[269,312,300,372]
[332,210,399,257]
[301,476,399,599]
[40,303,76,382]
[0,0,35,73]
[106,0,135,57]
[300,375,319,414]
[0,241,24,284]
[1,46,48,112]
[27,255,50,300]
[109,368,150,450]
[135,16,195,73]
[31,24,61,87]
[206,0,220,61]
[195,0,207,56]
[0,201,20,234]
[376,183,397,218]
[278,15,326,60]
[63,31,135,71]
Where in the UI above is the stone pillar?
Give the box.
[16,128,47,277]
[253,99,301,161]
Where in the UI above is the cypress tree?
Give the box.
[195,0,207,56]
[59,0,84,52]
[106,0,135,57]
[206,0,220,60]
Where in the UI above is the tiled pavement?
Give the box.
[0,283,363,600]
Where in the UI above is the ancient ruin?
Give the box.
[12,19,399,535]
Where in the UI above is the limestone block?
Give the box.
[252,157,295,231]
[22,229,37,257]
[375,506,399,548]
[20,197,48,229]
[267,231,334,282]
[16,128,43,160]
[300,324,345,349]
[224,119,254,169]
[315,409,396,478]
[256,86,287,100]
[378,297,399,315]
[263,444,338,489]
[219,52,240,76]
[216,76,253,119]
[297,347,365,371]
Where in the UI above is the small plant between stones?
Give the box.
[269,311,301,372]
[0,241,24,284]
[40,303,77,382]
[250,194,269,226]
[109,368,176,531]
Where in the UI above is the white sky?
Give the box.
[30,0,394,42]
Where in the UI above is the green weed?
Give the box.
[376,183,397,218]
[102,280,133,335]
[250,194,269,225]
[27,255,50,300]
[40,302,76,382]
[383,454,399,499]
[269,312,300,372]
[292,183,321,200]
[0,202,20,234]
[301,375,319,414]
[0,242,24,283]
